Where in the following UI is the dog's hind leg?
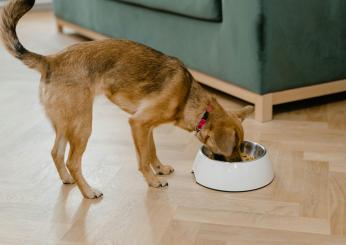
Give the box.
[51,131,75,184]
[149,130,174,175]
[65,112,103,199]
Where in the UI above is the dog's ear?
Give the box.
[230,105,254,122]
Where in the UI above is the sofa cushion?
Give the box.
[112,0,222,22]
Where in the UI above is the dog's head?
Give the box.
[197,99,253,161]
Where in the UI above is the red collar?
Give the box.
[194,104,213,134]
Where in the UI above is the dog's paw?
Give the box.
[148,178,169,188]
[83,188,103,199]
[156,164,174,175]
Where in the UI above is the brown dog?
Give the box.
[0,0,253,198]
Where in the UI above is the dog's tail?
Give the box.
[0,0,47,72]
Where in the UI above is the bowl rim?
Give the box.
[200,140,267,164]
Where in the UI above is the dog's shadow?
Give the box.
[51,185,103,242]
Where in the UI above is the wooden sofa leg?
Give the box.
[255,94,273,122]
[56,22,63,33]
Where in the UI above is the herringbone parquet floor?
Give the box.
[0,11,345,245]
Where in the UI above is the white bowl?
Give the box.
[192,141,274,192]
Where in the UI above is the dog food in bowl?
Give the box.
[240,153,255,161]
[203,141,260,163]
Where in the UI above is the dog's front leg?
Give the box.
[149,130,174,175]
[129,118,168,187]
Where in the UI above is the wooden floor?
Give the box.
[0,11,345,245]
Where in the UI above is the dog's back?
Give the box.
[47,39,187,94]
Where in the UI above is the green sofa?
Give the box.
[53,0,346,121]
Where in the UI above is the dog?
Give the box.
[0,0,253,198]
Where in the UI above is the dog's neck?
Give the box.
[175,81,214,132]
